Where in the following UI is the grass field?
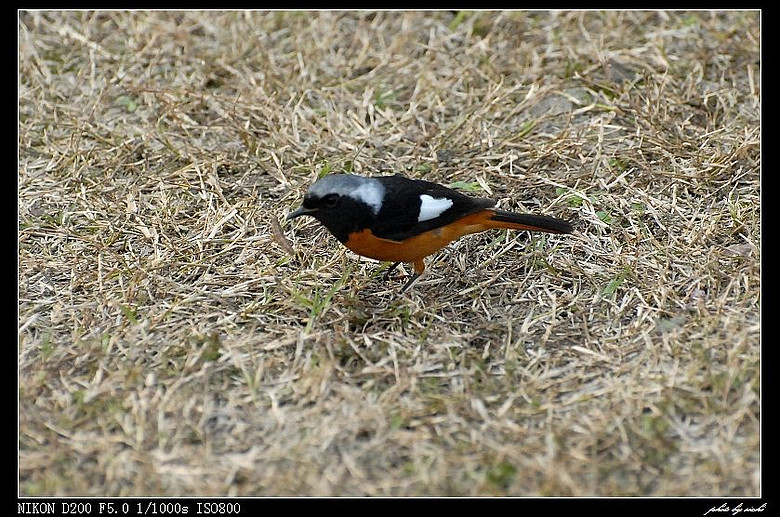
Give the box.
[19,10,760,496]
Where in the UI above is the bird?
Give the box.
[286,173,573,292]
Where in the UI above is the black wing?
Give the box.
[371,175,494,241]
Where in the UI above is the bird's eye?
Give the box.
[322,193,340,208]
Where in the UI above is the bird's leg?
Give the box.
[399,272,421,293]
[382,261,402,281]
[399,259,426,293]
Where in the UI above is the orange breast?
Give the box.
[344,210,494,263]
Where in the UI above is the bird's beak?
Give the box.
[286,206,316,221]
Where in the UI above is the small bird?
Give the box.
[287,174,573,292]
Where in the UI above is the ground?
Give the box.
[19,11,760,496]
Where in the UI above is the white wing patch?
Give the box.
[418,194,454,222]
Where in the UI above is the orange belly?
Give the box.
[344,210,492,264]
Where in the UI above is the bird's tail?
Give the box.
[487,209,573,234]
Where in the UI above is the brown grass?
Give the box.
[19,10,760,496]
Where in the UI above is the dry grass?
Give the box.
[19,10,760,496]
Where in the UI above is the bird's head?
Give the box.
[286,174,385,242]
